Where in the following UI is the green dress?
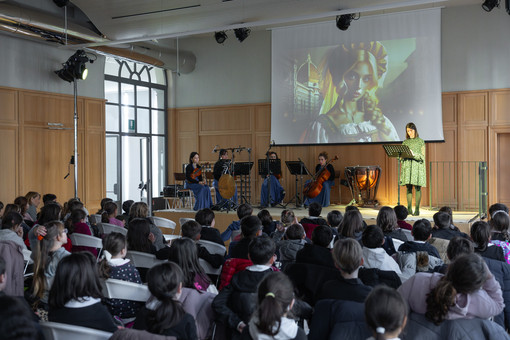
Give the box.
[399,137,426,187]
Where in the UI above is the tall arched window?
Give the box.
[104,57,167,208]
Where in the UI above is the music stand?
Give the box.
[383,144,414,205]
[235,162,253,204]
[285,160,311,208]
[258,159,282,207]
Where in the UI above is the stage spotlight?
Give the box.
[482,0,499,11]
[336,14,354,31]
[214,31,228,44]
[55,50,91,83]
[234,27,251,42]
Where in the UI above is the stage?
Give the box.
[154,204,479,237]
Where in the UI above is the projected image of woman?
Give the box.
[400,122,426,216]
[302,41,398,143]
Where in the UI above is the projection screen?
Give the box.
[271,8,443,145]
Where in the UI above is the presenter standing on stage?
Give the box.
[304,151,335,208]
[399,122,426,216]
[260,151,285,207]
[185,152,212,211]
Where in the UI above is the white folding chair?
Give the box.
[68,234,103,259]
[179,217,195,230]
[125,251,166,269]
[230,229,242,242]
[197,239,227,256]
[89,214,102,225]
[163,234,181,243]
[199,258,222,276]
[392,238,404,251]
[97,222,128,236]
[401,228,413,241]
[150,216,177,235]
[22,249,33,278]
[40,321,113,340]
[101,278,150,301]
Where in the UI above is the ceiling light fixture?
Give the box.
[234,27,251,42]
[214,31,228,44]
[482,0,499,11]
[55,50,93,82]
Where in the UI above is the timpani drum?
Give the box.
[345,165,381,206]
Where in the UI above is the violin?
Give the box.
[303,155,338,199]
[190,166,202,180]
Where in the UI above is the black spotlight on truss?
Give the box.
[482,0,499,11]
[214,31,228,44]
[234,27,251,42]
[336,14,355,31]
[55,50,92,83]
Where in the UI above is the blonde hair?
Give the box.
[129,202,148,219]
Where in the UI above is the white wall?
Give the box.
[0,34,104,99]
[441,5,510,92]
[174,30,271,108]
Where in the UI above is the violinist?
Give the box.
[213,149,238,206]
[185,152,213,211]
[260,151,285,207]
[304,151,335,208]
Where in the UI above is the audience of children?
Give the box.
[25,191,41,222]
[195,208,225,246]
[398,219,441,258]
[65,208,97,256]
[98,232,143,323]
[326,210,342,241]
[241,272,306,340]
[220,203,253,241]
[257,209,278,236]
[180,219,224,269]
[398,253,504,324]
[128,202,165,251]
[394,204,413,231]
[377,206,408,244]
[213,236,277,339]
[101,201,125,227]
[4,190,510,339]
[295,225,335,268]
[48,252,118,332]
[316,238,372,302]
[471,221,506,262]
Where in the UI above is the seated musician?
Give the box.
[260,151,285,207]
[213,149,238,207]
[304,151,335,208]
[185,152,213,211]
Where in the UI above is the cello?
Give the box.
[303,155,338,199]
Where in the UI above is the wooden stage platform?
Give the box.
[154,204,480,236]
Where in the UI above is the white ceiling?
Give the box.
[69,0,479,47]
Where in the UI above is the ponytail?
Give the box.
[425,277,457,325]
[32,221,64,299]
[255,272,294,336]
[98,232,126,279]
[365,286,408,339]
[146,262,185,334]
[101,201,118,223]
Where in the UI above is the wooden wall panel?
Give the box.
[19,92,79,128]
[254,105,271,132]
[83,130,106,213]
[0,127,18,204]
[84,99,106,131]
[496,132,510,207]
[441,93,457,125]
[490,90,510,126]
[458,92,488,125]
[0,87,17,124]
[200,107,251,132]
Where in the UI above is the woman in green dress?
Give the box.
[400,122,426,216]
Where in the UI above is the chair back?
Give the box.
[126,250,166,269]
[199,258,222,276]
[89,214,102,225]
[230,229,242,242]
[101,278,150,302]
[149,216,176,234]
[40,321,113,340]
[402,228,413,241]
[392,238,404,251]
[22,249,33,277]
[68,234,103,259]
[197,239,226,255]
[98,222,128,236]
[174,172,186,182]
[179,218,195,229]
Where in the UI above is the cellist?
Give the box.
[304,151,335,207]
[185,152,213,211]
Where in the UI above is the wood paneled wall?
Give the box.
[170,89,510,209]
[0,86,106,213]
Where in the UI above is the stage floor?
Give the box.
[154,204,479,236]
